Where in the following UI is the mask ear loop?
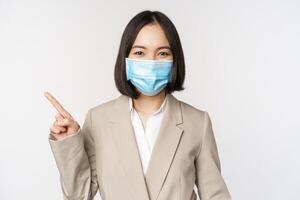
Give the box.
[168,63,173,83]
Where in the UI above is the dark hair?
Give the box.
[114,10,185,99]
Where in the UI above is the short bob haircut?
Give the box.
[114,10,185,99]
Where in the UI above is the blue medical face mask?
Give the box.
[125,57,173,96]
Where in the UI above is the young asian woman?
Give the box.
[45,10,232,200]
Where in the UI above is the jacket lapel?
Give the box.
[144,93,184,200]
[108,93,184,200]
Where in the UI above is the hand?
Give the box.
[44,91,80,141]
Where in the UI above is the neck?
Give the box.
[133,90,167,114]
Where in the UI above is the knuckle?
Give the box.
[55,120,64,126]
[52,127,59,133]
[53,125,59,129]
[58,126,66,131]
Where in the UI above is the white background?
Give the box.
[0,0,299,199]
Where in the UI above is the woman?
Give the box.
[45,10,231,200]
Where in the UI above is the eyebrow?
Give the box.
[131,45,171,51]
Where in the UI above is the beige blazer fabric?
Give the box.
[49,93,232,200]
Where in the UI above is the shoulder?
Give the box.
[85,95,120,121]
[90,98,117,113]
[178,98,209,123]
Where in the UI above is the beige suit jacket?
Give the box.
[49,93,232,200]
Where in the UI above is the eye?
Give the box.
[133,51,144,56]
[158,51,170,56]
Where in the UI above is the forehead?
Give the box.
[132,23,170,48]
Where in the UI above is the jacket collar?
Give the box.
[108,92,184,200]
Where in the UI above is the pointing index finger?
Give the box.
[44,92,73,119]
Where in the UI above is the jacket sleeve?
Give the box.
[48,108,99,200]
[195,111,232,200]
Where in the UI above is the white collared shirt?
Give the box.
[128,96,167,175]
